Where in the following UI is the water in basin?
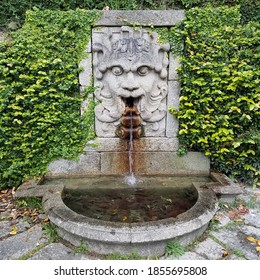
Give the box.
[44,176,211,223]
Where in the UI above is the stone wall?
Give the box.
[47,10,210,177]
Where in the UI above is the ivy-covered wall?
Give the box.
[0,9,99,188]
[169,6,259,186]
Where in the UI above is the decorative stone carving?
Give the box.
[92,27,170,137]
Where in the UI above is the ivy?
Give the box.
[0,9,100,189]
[0,0,259,30]
[170,6,260,187]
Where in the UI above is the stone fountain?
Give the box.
[15,11,241,257]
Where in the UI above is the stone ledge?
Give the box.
[84,137,179,152]
[95,10,185,27]
[101,151,210,175]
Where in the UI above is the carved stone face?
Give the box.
[93,27,169,137]
[104,64,158,100]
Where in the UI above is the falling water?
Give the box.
[124,109,138,186]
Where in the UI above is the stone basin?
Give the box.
[42,175,219,257]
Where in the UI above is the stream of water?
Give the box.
[124,109,138,186]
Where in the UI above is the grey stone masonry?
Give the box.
[168,54,181,81]
[46,150,210,177]
[95,10,185,26]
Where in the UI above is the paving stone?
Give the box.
[228,254,246,260]
[211,227,260,260]
[243,211,260,228]
[0,225,46,260]
[214,212,231,227]
[29,243,97,260]
[0,211,11,220]
[194,237,226,260]
[240,225,260,238]
[0,219,30,239]
[163,252,206,260]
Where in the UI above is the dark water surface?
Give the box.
[45,176,211,223]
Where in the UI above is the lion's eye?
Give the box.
[111,66,123,76]
[137,66,149,76]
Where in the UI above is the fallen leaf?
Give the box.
[257,240,260,246]
[256,247,260,252]
[254,193,260,197]
[9,225,17,235]
[122,216,128,222]
[227,210,237,219]
[31,212,38,216]
[239,208,249,215]
[42,218,49,222]
[246,236,257,244]
[1,190,8,194]
[222,251,229,257]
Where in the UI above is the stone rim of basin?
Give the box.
[42,181,218,242]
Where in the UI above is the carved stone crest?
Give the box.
[93,26,170,137]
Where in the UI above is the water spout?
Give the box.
[115,105,143,140]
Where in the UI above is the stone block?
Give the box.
[163,252,206,260]
[133,137,179,152]
[78,54,92,87]
[101,151,210,175]
[84,138,128,152]
[166,80,180,137]
[29,243,94,260]
[0,220,30,240]
[0,225,46,260]
[168,54,181,81]
[46,153,100,177]
[84,40,91,53]
[194,237,226,260]
[84,137,179,152]
[101,152,129,175]
[95,10,185,27]
[211,226,260,260]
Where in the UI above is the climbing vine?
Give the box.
[169,6,260,186]
[0,9,100,189]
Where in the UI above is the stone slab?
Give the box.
[95,10,185,26]
[166,80,180,137]
[79,54,92,87]
[84,137,179,152]
[0,220,30,239]
[29,243,95,260]
[14,184,63,199]
[0,225,46,260]
[243,212,260,228]
[211,226,260,260]
[194,237,226,260]
[168,54,180,81]
[46,153,100,177]
[163,252,206,260]
[101,151,210,175]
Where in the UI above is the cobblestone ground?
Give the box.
[0,184,259,260]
